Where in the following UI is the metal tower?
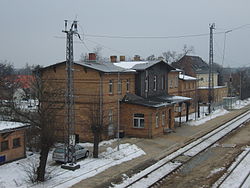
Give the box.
[208,23,215,114]
[62,20,78,164]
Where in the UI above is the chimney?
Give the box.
[110,56,117,63]
[134,55,140,61]
[120,56,125,61]
[89,53,96,61]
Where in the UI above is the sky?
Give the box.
[0,0,250,68]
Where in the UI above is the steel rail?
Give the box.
[121,110,250,188]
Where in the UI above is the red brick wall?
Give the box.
[120,103,174,138]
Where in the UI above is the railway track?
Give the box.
[213,148,250,188]
[115,110,250,188]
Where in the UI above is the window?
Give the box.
[1,141,9,151]
[108,110,113,136]
[145,76,148,92]
[162,75,165,90]
[13,138,21,148]
[109,80,113,94]
[162,111,165,126]
[118,79,122,94]
[126,79,130,92]
[109,110,113,124]
[170,79,173,88]
[133,113,144,128]
[175,75,178,88]
[156,113,159,128]
[154,76,157,91]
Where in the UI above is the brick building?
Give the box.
[41,54,194,140]
[0,121,28,164]
[40,54,136,142]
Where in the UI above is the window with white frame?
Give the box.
[156,113,159,127]
[162,111,165,126]
[133,113,144,128]
[153,75,157,91]
[109,80,113,94]
[126,79,130,92]
[118,79,122,94]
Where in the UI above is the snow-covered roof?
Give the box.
[114,60,175,71]
[122,93,192,108]
[42,61,136,74]
[198,86,227,89]
[0,121,28,133]
[114,61,149,69]
[179,73,197,81]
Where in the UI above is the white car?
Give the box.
[52,144,89,163]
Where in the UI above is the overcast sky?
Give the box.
[0,0,250,68]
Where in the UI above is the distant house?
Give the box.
[0,121,29,164]
[172,55,228,105]
[0,75,34,101]
[172,55,218,87]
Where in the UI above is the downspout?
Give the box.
[99,73,103,139]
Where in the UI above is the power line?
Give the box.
[82,32,225,39]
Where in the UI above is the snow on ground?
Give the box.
[207,167,225,178]
[187,108,229,126]
[78,138,118,148]
[0,143,145,188]
[232,98,250,109]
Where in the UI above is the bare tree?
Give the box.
[89,96,102,158]
[162,44,195,63]
[3,69,64,182]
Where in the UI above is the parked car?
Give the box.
[52,144,89,163]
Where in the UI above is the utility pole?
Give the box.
[208,23,215,114]
[62,20,80,168]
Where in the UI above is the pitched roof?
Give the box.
[114,60,175,71]
[14,75,34,89]
[41,61,136,74]
[172,55,209,74]
[0,121,29,133]
[179,73,197,81]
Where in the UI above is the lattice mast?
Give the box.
[208,23,215,114]
[62,20,78,163]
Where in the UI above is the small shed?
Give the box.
[0,121,29,164]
